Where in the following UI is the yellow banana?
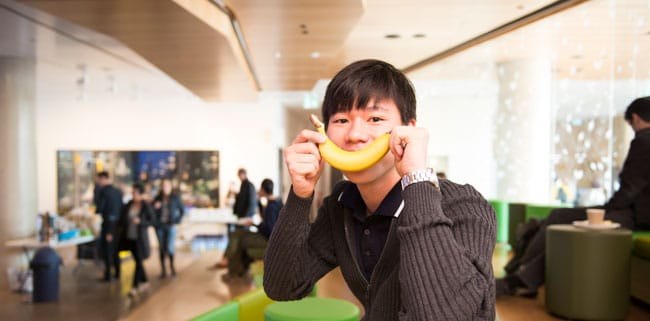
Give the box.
[309,114,390,172]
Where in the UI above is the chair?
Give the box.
[234,287,275,321]
[488,200,509,245]
[189,301,239,321]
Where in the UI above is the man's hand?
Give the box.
[284,129,326,198]
[389,126,429,177]
[237,217,254,226]
[106,233,113,242]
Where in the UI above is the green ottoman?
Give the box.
[546,225,632,320]
[264,297,359,321]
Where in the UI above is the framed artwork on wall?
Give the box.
[56,150,220,214]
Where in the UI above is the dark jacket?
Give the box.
[118,200,154,259]
[258,198,283,239]
[96,184,123,231]
[264,180,496,321]
[153,193,185,226]
[605,127,650,229]
[234,179,257,218]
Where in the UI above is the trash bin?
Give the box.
[29,247,62,302]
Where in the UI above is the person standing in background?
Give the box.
[153,178,184,278]
[95,171,123,282]
[211,168,257,270]
[118,183,154,295]
[233,168,257,219]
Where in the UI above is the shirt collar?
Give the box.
[339,181,403,218]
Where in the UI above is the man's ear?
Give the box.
[408,119,416,127]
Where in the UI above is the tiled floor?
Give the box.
[1,236,650,321]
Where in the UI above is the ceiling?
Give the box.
[10,0,650,102]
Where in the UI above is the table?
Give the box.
[264,297,360,321]
[5,235,95,251]
[545,225,632,320]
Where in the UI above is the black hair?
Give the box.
[97,171,109,178]
[132,183,145,194]
[261,178,273,195]
[321,59,416,128]
[625,96,650,122]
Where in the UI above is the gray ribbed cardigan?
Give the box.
[263,179,496,321]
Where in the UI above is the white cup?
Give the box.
[586,208,606,225]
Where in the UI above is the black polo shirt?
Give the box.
[339,182,403,281]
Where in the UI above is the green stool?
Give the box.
[546,225,632,320]
[264,297,359,321]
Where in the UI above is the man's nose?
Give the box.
[347,118,369,143]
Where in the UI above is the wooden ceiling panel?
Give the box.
[226,0,364,91]
[20,0,257,102]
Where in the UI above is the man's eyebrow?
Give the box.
[363,104,388,112]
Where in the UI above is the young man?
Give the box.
[264,59,496,320]
[497,96,650,298]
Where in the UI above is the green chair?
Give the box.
[545,225,632,320]
[488,200,509,244]
[507,202,526,249]
[525,204,563,221]
[631,232,650,305]
[189,301,239,321]
[264,297,360,321]
[234,287,275,321]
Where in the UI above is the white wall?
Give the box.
[35,82,285,213]
[414,80,499,199]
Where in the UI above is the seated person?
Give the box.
[497,96,650,297]
[221,178,282,282]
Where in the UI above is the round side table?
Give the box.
[545,224,632,320]
[264,297,360,321]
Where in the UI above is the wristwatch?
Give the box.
[401,168,440,190]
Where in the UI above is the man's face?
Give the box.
[326,98,413,183]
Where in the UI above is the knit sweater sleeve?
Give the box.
[397,180,496,321]
[263,186,338,300]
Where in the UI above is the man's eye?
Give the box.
[333,119,348,124]
[369,117,383,122]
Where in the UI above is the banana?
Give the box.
[309,114,390,172]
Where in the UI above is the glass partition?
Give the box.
[409,0,650,205]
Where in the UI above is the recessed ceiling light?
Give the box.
[385,34,400,39]
[516,4,524,10]
[274,52,282,59]
[412,33,426,38]
[310,51,320,59]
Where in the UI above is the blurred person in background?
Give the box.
[212,168,257,269]
[221,178,282,282]
[118,183,154,295]
[153,178,184,277]
[95,171,123,282]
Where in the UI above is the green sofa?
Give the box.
[631,232,650,305]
